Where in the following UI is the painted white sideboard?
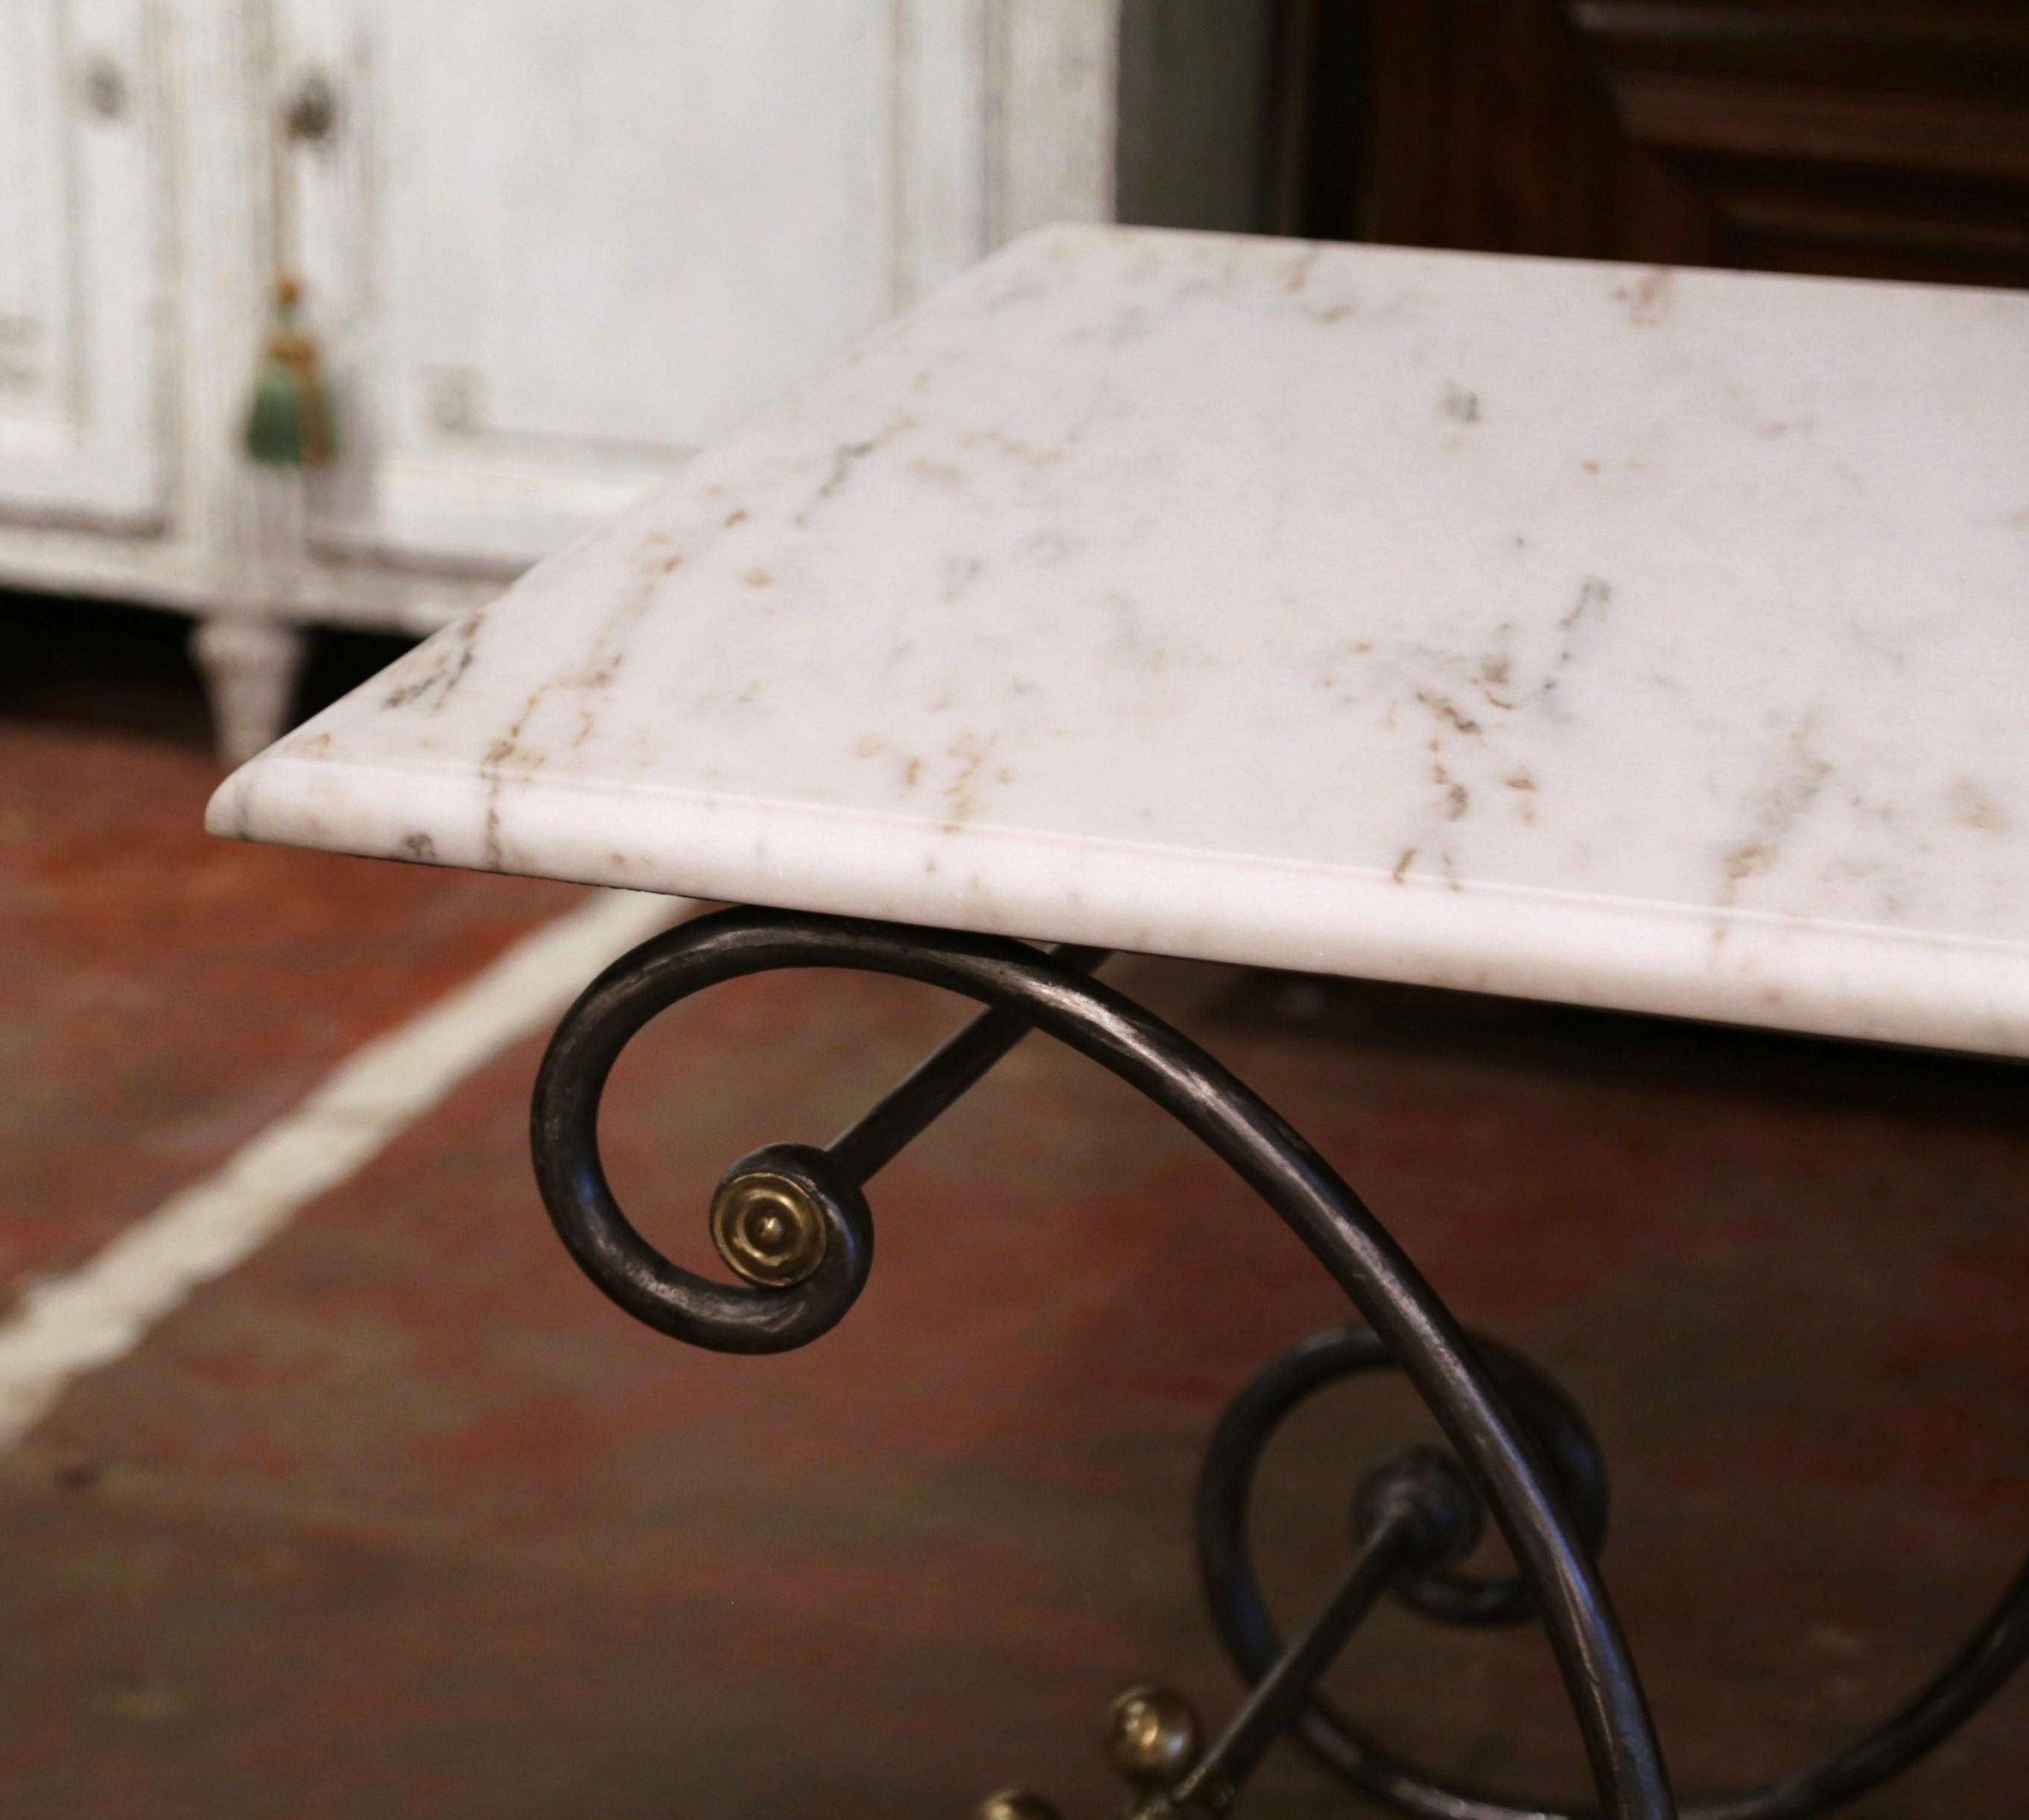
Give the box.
[1,0,1263,759]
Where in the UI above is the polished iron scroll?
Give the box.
[529,905,2026,1819]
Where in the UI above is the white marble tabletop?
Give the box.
[210,227,2029,1059]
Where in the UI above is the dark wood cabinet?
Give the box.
[1274,0,2029,286]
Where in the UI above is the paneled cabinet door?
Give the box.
[278,0,1114,576]
[0,0,166,529]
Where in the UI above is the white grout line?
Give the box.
[0,889,689,1451]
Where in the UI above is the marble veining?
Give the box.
[210,226,2029,1057]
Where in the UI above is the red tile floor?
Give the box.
[2,597,2026,1817]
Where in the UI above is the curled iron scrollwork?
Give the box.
[1196,1326,2029,1820]
[528,903,2027,1819]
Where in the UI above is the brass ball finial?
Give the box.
[709,1169,828,1287]
[1103,1684,1203,1789]
[975,1792,1063,1820]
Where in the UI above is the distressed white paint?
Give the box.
[0,0,1128,756]
[212,228,2029,1058]
[287,0,1118,571]
[0,889,681,1449]
[0,0,166,527]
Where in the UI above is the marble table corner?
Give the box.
[209,224,2029,1059]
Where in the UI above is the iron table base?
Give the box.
[529,906,2028,1819]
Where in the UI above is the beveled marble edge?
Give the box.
[213,746,2029,1059]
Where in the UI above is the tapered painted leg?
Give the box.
[190,615,306,766]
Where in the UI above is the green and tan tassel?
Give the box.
[243,273,336,467]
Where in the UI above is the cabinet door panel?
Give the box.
[284,0,1059,571]
[0,0,165,529]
